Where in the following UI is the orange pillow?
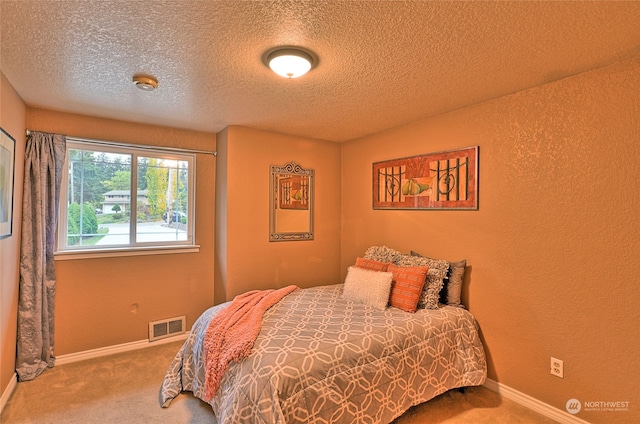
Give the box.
[354,257,390,272]
[388,263,429,313]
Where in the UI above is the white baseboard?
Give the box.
[483,378,591,424]
[55,333,188,366]
[0,373,17,415]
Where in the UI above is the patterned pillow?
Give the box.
[354,257,390,272]
[342,266,393,310]
[363,245,404,264]
[364,246,448,309]
[387,263,429,313]
[412,251,466,308]
[396,254,448,309]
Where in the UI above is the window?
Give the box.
[57,138,196,255]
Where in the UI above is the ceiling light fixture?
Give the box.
[263,47,318,79]
[132,74,158,91]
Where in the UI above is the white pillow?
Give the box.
[342,266,393,310]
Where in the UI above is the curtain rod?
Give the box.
[25,129,217,157]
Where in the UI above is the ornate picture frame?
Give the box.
[0,128,16,238]
[270,161,314,241]
[373,146,478,210]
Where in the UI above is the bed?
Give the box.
[160,247,486,423]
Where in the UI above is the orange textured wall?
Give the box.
[341,57,640,423]
[0,72,26,400]
[26,108,216,355]
[215,126,341,302]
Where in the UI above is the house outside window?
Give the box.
[56,138,196,255]
[100,190,148,214]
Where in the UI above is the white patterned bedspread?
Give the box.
[161,284,486,423]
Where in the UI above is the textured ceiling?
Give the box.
[2,1,640,142]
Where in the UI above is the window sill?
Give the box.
[54,245,200,261]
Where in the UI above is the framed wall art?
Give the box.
[278,175,309,210]
[373,146,478,210]
[0,127,16,238]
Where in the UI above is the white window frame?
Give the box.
[56,138,197,259]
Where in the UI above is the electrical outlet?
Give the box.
[551,357,563,378]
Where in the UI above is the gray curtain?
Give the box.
[16,131,66,381]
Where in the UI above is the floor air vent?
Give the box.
[149,316,186,342]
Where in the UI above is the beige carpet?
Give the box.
[1,340,556,423]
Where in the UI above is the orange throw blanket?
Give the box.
[203,285,298,400]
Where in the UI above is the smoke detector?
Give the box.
[133,74,158,91]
